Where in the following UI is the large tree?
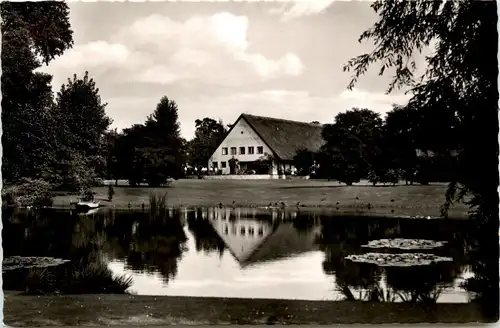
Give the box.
[120,97,185,186]
[320,108,382,184]
[104,129,122,185]
[383,105,420,184]
[343,0,498,318]
[50,72,111,190]
[145,96,185,184]
[119,124,149,186]
[319,124,368,185]
[1,1,73,182]
[188,118,227,170]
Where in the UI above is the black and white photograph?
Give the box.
[1,0,499,326]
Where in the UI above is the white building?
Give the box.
[208,114,325,177]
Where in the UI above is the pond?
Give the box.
[2,207,477,303]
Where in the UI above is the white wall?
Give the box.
[208,208,273,263]
[209,118,274,174]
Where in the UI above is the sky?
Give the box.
[40,0,422,140]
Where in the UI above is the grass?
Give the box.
[51,179,469,218]
[8,261,133,296]
[3,292,491,326]
[148,191,168,215]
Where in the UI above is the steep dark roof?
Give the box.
[241,114,325,161]
[241,224,320,267]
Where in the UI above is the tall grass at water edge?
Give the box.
[149,192,169,216]
[20,260,134,295]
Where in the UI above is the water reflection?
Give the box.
[2,207,475,303]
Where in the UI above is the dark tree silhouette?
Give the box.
[1,1,73,182]
[343,0,498,319]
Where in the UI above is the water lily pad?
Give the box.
[345,252,453,267]
[361,238,447,250]
[3,256,71,271]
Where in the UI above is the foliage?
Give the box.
[104,129,122,183]
[319,124,368,185]
[2,178,53,208]
[54,71,111,180]
[149,192,168,216]
[69,262,133,294]
[343,0,498,318]
[47,151,101,193]
[1,1,73,182]
[228,157,239,174]
[253,154,274,174]
[25,268,53,295]
[187,118,227,169]
[368,169,401,186]
[118,97,185,186]
[293,148,316,176]
[1,2,112,196]
[107,185,115,201]
[382,105,420,184]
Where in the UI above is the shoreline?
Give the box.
[47,204,469,219]
[3,293,490,325]
[46,180,469,219]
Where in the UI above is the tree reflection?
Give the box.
[187,209,225,257]
[104,209,188,284]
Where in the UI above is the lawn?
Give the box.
[3,292,489,325]
[52,179,469,218]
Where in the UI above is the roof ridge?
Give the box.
[242,113,323,126]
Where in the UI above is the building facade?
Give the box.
[208,114,325,177]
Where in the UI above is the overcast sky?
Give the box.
[40,0,418,140]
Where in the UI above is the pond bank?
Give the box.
[50,180,469,218]
[3,293,489,325]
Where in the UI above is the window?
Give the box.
[222,147,228,155]
[240,226,246,236]
[224,225,229,235]
[248,227,255,236]
[257,146,264,154]
[212,162,218,168]
[248,146,254,154]
[230,147,237,155]
[221,162,227,168]
[239,147,245,155]
[258,227,264,236]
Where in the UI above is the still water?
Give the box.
[3,207,475,303]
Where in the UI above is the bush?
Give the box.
[293,148,315,176]
[81,189,94,202]
[149,192,168,215]
[108,185,115,201]
[384,169,401,185]
[368,170,380,186]
[2,178,53,208]
[69,262,133,294]
[253,154,274,174]
[337,165,362,185]
[47,153,102,192]
[368,169,401,186]
[25,268,54,294]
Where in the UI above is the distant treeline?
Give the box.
[293,107,459,186]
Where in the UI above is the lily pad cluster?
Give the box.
[3,256,71,272]
[345,252,453,267]
[361,238,447,250]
